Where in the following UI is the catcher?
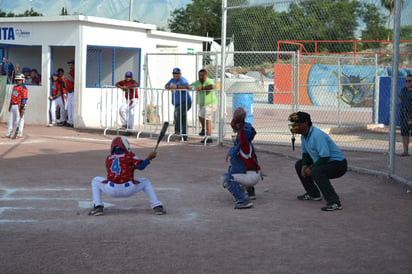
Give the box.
[88,136,166,216]
[288,111,347,211]
[222,107,262,209]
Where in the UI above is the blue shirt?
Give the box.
[166,76,192,106]
[301,126,345,162]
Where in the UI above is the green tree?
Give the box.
[60,7,68,16]
[381,0,405,40]
[168,0,221,38]
[0,8,43,17]
[281,0,360,53]
[358,3,387,49]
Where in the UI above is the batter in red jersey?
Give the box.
[88,136,166,216]
[2,74,28,138]
[115,71,138,130]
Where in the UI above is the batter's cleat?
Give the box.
[153,205,166,215]
[234,200,253,209]
[297,193,322,201]
[88,205,104,216]
[321,202,342,211]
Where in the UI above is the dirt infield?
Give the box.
[0,124,411,274]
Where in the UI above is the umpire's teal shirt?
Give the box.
[301,126,345,162]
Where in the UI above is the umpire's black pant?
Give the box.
[295,158,347,204]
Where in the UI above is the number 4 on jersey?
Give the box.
[111,158,121,175]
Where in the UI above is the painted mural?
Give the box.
[273,64,411,107]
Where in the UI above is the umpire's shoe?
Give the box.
[88,205,104,216]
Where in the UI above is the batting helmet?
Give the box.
[14,74,25,81]
[111,136,131,154]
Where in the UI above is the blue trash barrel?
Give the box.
[232,93,253,124]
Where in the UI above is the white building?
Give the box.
[0,15,212,128]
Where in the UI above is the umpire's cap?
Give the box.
[296,111,311,123]
[125,71,133,78]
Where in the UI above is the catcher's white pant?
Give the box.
[5,105,24,136]
[91,176,162,209]
[119,99,137,129]
[66,92,74,125]
[229,170,262,187]
[50,96,66,124]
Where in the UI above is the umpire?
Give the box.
[289,111,347,211]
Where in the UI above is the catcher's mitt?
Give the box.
[231,107,246,131]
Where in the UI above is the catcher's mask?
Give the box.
[288,111,311,134]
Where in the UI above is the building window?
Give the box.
[86,46,141,88]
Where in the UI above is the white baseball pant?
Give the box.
[5,105,24,136]
[91,176,162,209]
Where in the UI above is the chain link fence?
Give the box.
[220,0,412,184]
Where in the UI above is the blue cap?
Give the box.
[22,67,31,73]
[53,71,59,76]
[125,71,133,78]
[68,59,74,64]
[172,68,181,74]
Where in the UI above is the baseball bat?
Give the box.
[12,113,24,139]
[153,122,169,152]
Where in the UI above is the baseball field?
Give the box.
[0,124,411,274]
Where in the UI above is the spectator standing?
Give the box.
[30,69,41,85]
[115,71,139,130]
[399,74,412,156]
[191,69,216,144]
[165,67,192,141]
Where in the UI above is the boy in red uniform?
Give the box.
[115,71,138,129]
[88,136,166,216]
[48,71,66,126]
[222,108,262,209]
[64,59,75,127]
[2,74,28,138]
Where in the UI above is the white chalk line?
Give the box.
[0,186,186,223]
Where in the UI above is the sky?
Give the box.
[1,0,410,29]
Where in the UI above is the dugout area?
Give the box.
[0,124,411,273]
[0,15,211,127]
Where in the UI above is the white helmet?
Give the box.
[15,74,25,81]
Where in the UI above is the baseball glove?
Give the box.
[231,107,246,131]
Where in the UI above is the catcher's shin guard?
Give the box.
[226,179,249,203]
